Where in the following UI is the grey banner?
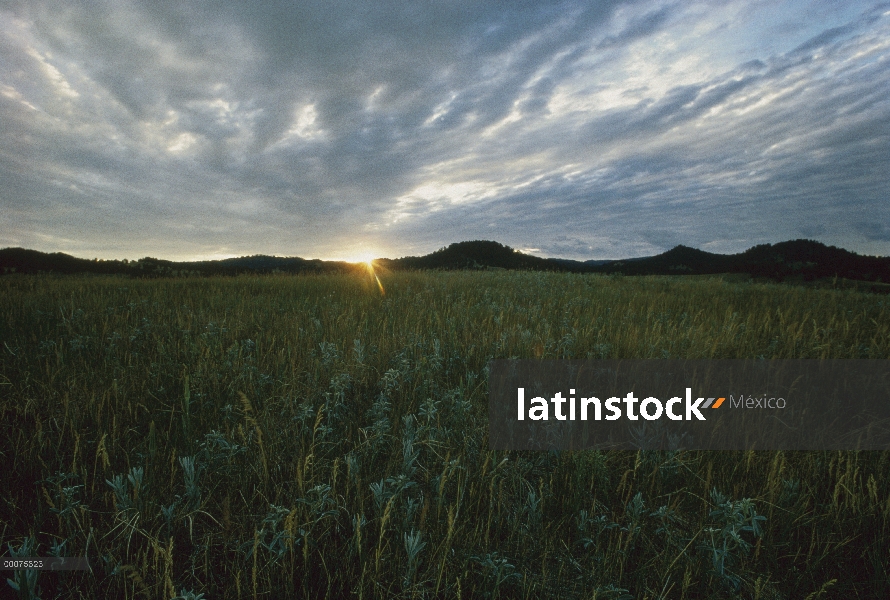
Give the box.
[489,360,890,450]
[1,557,90,571]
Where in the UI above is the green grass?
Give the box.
[1,270,888,599]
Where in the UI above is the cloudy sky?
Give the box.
[1,1,888,261]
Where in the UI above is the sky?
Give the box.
[1,1,888,262]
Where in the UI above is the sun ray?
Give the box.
[366,260,385,296]
[351,258,385,295]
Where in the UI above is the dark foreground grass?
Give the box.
[1,271,888,599]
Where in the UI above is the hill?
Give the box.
[2,239,888,285]
[587,245,733,275]
[0,248,355,277]
[377,240,560,271]
[587,239,889,283]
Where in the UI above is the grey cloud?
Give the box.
[598,6,673,48]
[799,224,827,238]
[1,1,888,260]
[856,223,890,242]
[792,23,859,54]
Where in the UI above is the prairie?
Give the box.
[1,271,888,599]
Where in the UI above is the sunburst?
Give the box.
[366,259,385,296]
[345,254,385,295]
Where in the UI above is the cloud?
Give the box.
[597,5,673,48]
[856,222,890,242]
[1,0,888,260]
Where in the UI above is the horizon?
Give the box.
[4,236,888,265]
[2,1,889,262]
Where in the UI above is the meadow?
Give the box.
[1,270,888,599]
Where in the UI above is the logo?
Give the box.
[490,360,881,451]
[516,388,729,421]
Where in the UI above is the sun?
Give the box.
[345,254,385,295]
[342,252,378,265]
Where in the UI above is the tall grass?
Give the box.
[1,271,888,599]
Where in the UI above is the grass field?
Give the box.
[1,270,889,599]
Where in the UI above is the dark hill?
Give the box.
[379,240,563,271]
[591,245,733,275]
[585,239,890,283]
[179,255,351,275]
[0,248,129,275]
[2,239,888,284]
[0,248,353,277]
[733,239,890,281]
